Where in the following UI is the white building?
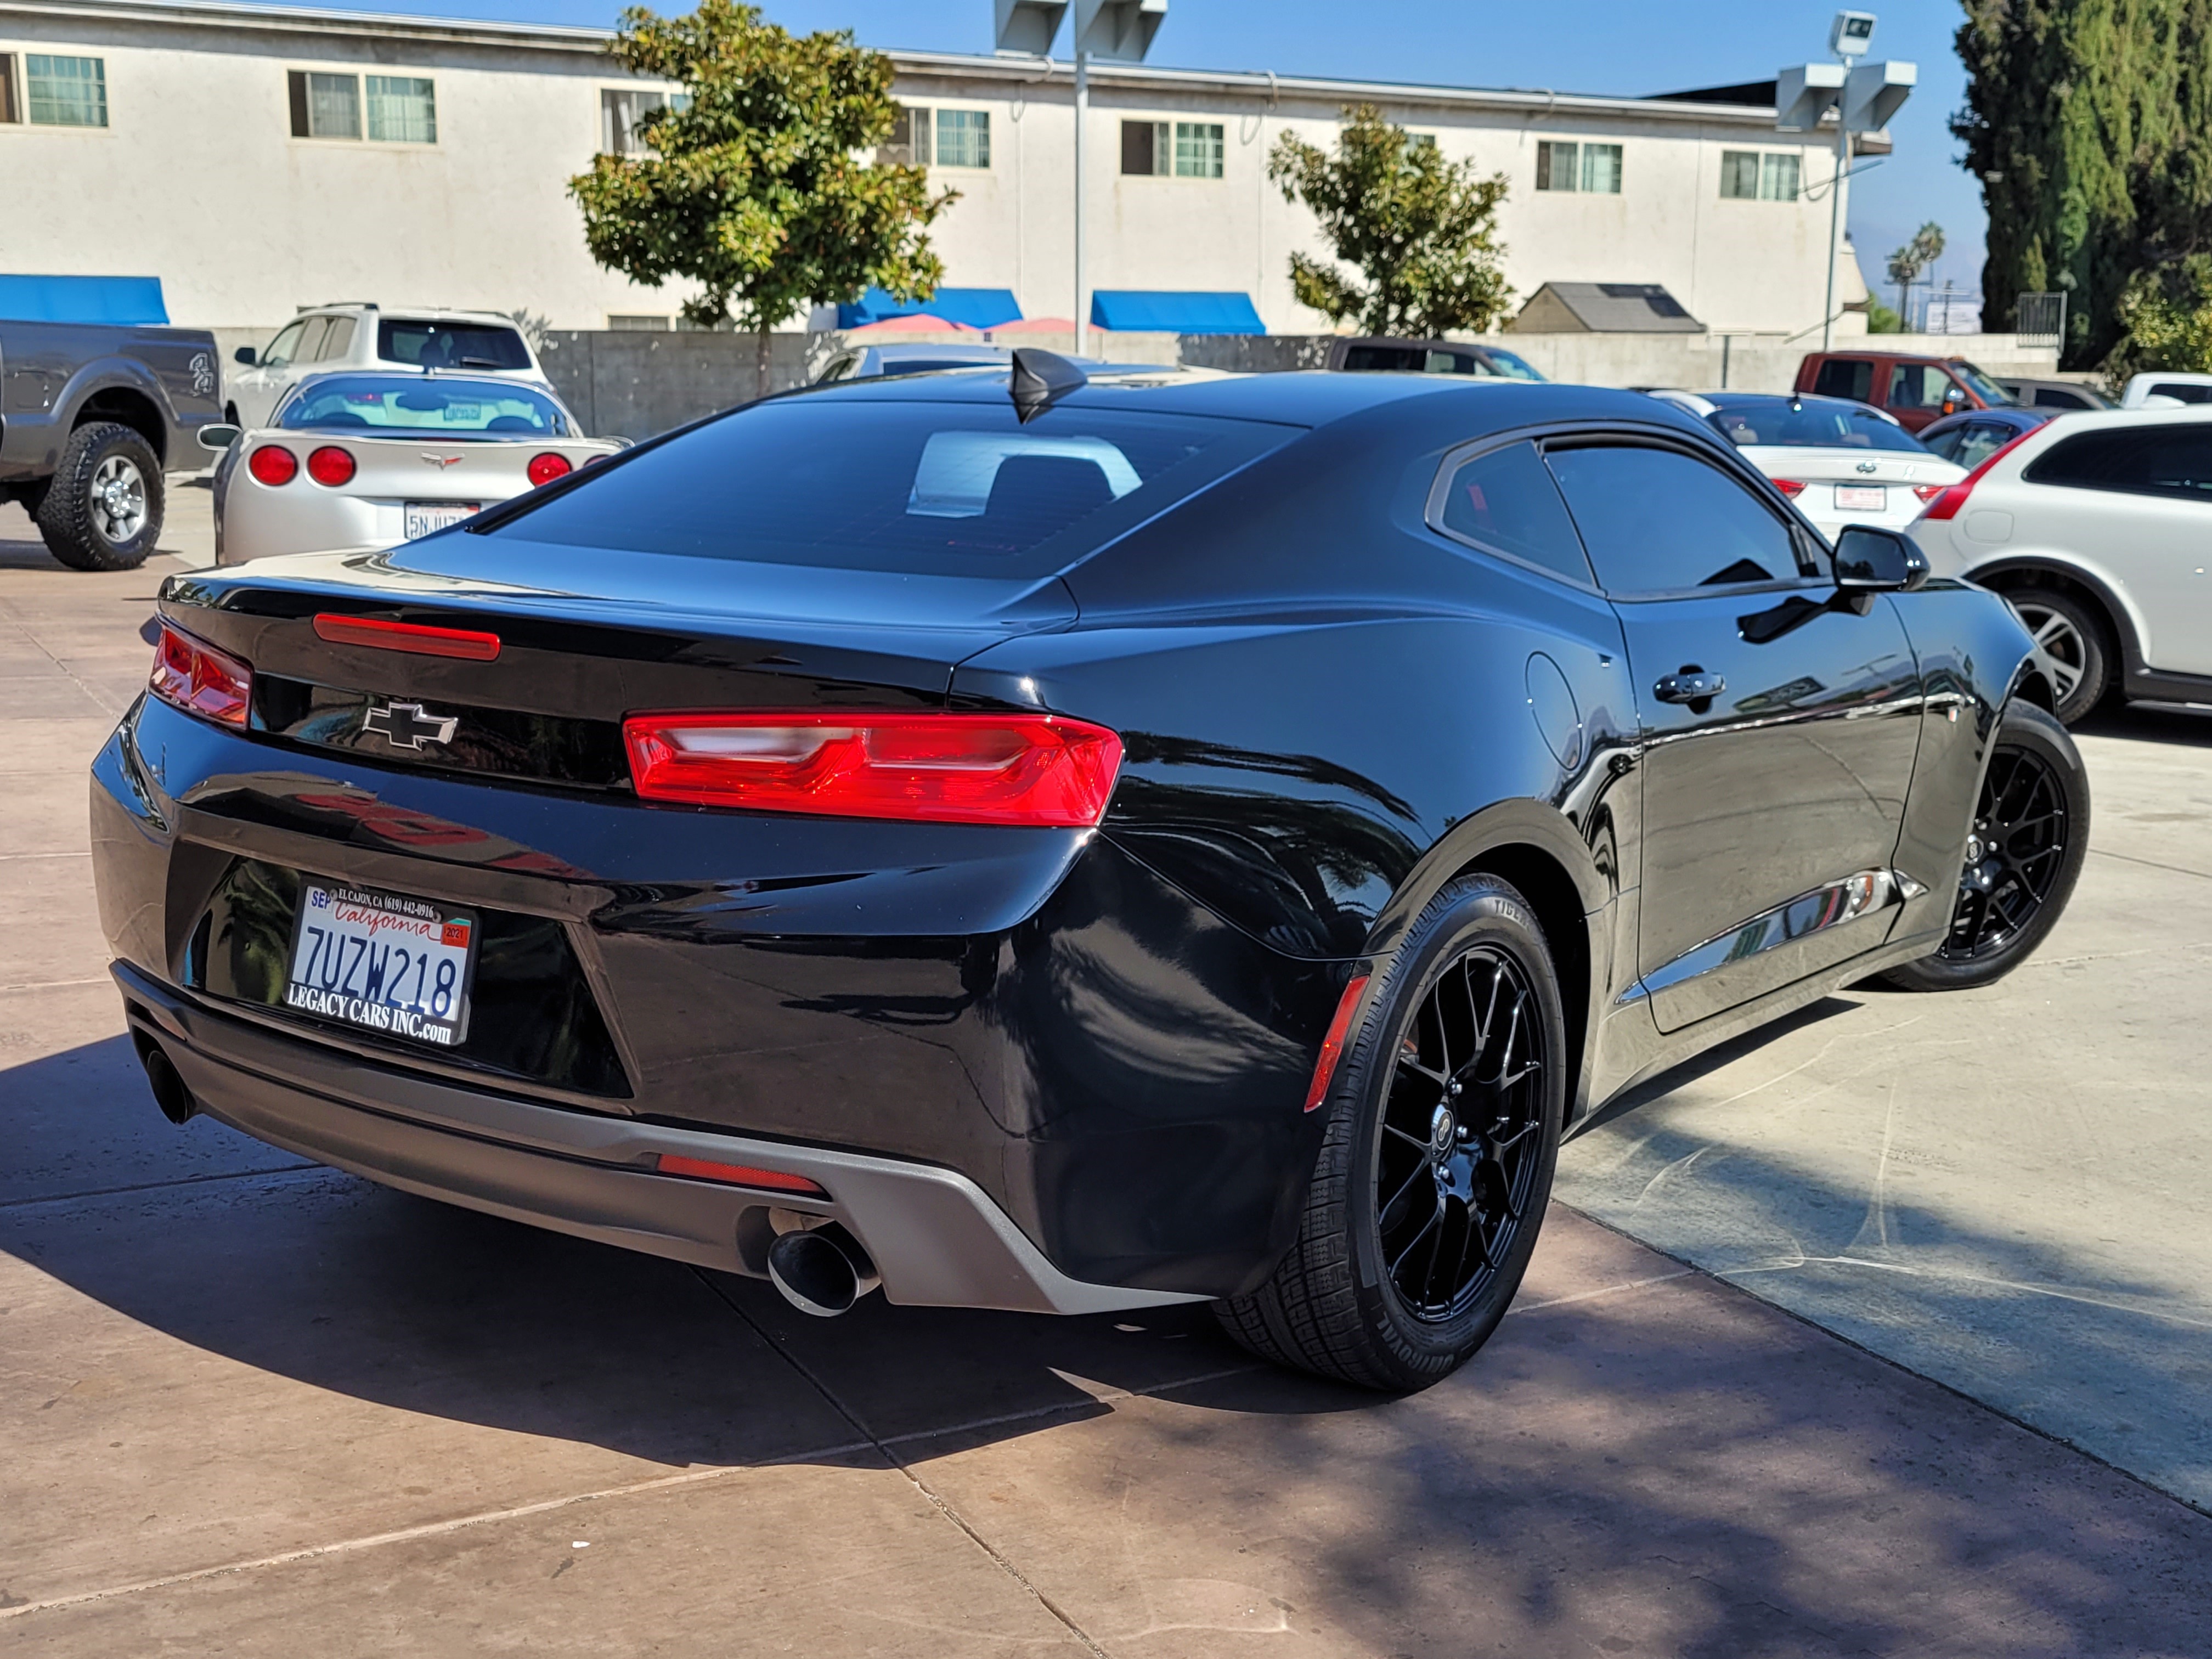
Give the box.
[0,0,1870,339]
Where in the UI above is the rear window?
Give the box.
[1810,358,1875,402]
[278,376,571,437]
[1705,399,1926,453]
[2023,426,2212,502]
[377,319,533,371]
[485,397,1295,575]
[2145,381,2212,405]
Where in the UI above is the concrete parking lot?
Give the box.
[3,493,2209,1655]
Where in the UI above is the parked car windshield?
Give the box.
[1702,396,1928,454]
[1480,347,1545,382]
[1949,361,2016,406]
[487,397,1297,576]
[277,376,572,438]
[377,319,533,371]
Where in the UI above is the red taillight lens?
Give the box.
[306,445,356,487]
[1912,484,1943,503]
[1773,478,1807,498]
[1920,430,2035,521]
[247,445,298,487]
[149,619,251,726]
[312,613,502,661]
[527,452,572,487]
[623,712,1125,827]
[1304,974,1371,1113]
[655,1153,827,1196]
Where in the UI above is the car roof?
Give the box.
[1651,389,1905,423]
[2125,370,2212,386]
[299,305,524,325]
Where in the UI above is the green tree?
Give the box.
[1953,0,2212,364]
[1865,298,1905,334]
[569,0,954,381]
[1884,222,1946,323]
[1267,105,1513,336]
[2107,255,2212,385]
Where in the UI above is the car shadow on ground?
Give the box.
[2075,699,2212,747]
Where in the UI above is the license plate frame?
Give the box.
[281,879,479,1048]
[1833,484,1888,511]
[404,501,482,540]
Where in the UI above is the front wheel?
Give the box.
[1216,874,1566,1391]
[35,421,163,571]
[1882,699,2089,992]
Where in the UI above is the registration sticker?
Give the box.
[1834,484,1887,510]
[283,881,477,1047]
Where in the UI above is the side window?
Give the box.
[1545,444,1810,595]
[2024,426,2212,503]
[1951,422,2013,470]
[321,316,356,359]
[1431,441,1595,586]
[2034,387,2087,409]
[1812,358,1874,403]
[260,321,307,368]
[1888,364,1963,411]
[293,317,332,363]
[2146,381,2212,406]
[1921,424,1965,463]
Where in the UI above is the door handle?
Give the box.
[1654,670,1725,705]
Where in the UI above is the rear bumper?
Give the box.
[117,961,1202,1316]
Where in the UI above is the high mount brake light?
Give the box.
[307,445,356,487]
[527,452,572,487]
[312,613,502,661]
[1920,430,2035,521]
[623,712,1125,827]
[248,445,298,487]
[1774,478,1807,498]
[150,619,252,726]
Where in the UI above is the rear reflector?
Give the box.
[656,1153,827,1196]
[248,444,297,487]
[623,711,1124,827]
[527,452,572,487]
[307,445,356,487]
[1304,974,1370,1113]
[313,613,503,661]
[150,618,251,726]
[1920,429,2035,521]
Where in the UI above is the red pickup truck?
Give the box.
[1792,351,2018,432]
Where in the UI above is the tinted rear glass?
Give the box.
[1705,399,1926,453]
[2146,381,2212,405]
[1810,359,1875,402]
[378,319,532,371]
[2024,426,2212,501]
[279,376,571,437]
[485,398,1296,575]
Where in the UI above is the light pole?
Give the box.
[1777,12,1914,351]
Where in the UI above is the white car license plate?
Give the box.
[404,501,482,539]
[283,881,478,1047]
[1833,484,1888,510]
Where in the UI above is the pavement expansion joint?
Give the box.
[0,1161,321,1212]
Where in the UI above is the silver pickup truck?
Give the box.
[0,319,223,569]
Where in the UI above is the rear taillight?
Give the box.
[1773,478,1806,498]
[248,445,298,486]
[1920,430,2035,521]
[313,613,502,661]
[1912,484,1944,503]
[150,619,251,727]
[307,445,356,487]
[527,452,572,487]
[623,711,1125,827]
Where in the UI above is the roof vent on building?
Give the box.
[1506,282,1704,334]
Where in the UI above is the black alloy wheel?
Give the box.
[1883,699,2090,993]
[1216,874,1565,1391]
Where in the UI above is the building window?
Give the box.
[365,75,436,144]
[1120,120,1222,178]
[607,314,672,330]
[0,55,19,124]
[26,54,108,128]
[1720,150,1800,201]
[1535,139,1622,194]
[879,104,929,166]
[287,71,362,139]
[933,108,989,168]
[601,88,688,156]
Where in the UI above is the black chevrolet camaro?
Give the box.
[92,357,2087,1390]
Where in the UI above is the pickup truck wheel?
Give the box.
[36,422,163,571]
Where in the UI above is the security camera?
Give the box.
[1831,10,1876,58]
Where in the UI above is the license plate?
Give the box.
[283,881,477,1047]
[404,501,482,539]
[1834,484,1888,510]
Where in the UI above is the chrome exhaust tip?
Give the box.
[765,1222,880,1318]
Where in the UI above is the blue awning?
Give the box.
[0,275,170,325]
[1090,291,1265,335]
[837,286,1023,329]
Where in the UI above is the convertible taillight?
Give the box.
[312,613,502,661]
[307,445,356,487]
[1912,484,1944,502]
[527,452,572,487]
[247,445,298,487]
[1919,430,2035,521]
[1773,478,1806,498]
[150,619,251,727]
[623,711,1125,827]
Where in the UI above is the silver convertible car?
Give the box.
[200,372,620,565]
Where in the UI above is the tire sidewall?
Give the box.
[1328,881,1567,1386]
[37,423,162,572]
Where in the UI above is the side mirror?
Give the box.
[1833,525,1929,594]
[197,424,242,453]
[233,346,258,366]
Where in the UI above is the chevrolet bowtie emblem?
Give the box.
[362,701,459,751]
[421,454,464,469]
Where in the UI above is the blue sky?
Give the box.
[323,0,1987,315]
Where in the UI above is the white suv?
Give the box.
[1908,407,2212,723]
[226,306,548,431]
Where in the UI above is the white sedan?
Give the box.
[201,371,621,565]
[1649,391,1965,541]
